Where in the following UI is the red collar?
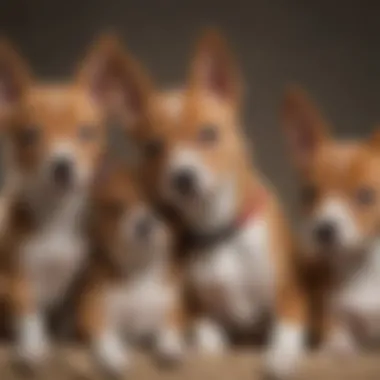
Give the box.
[181,186,268,252]
[236,186,268,228]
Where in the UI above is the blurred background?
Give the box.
[1,0,380,217]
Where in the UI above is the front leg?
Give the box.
[192,316,228,354]
[93,328,130,378]
[10,273,49,370]
[154,278,186,365]
[79,281,129,378]
[188,284,229,354]
[264,275,307,380]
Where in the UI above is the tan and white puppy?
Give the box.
[88,32,308,379]
[78,160,182,377]
[0,40,117,369]
[282,87,380,354]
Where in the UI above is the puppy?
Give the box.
[78,160,182,376]
[0,39,118,368]
[86,32,308,379]
[282,86,380,354]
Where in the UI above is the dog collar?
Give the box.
[183,186,267,251]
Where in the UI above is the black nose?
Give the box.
[171,169,196,196]
[51,158,73,186]
[314,222,336,246]
[135,215,154,239]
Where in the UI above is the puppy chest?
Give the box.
[336,250,380,338]
[106,276,173,336]
[337,275,380,335]
[20,228,87,307]
[189,218,275,320]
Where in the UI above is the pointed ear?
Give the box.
[282,85,330,173]
[78,34,153,127]
[189,29,241,107]
[0,39,30,111]
[368,128,380,150]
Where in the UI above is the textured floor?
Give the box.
[0,348,380,380]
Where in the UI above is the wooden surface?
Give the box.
[0,347,380,380]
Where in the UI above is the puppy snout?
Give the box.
[313,221,337,246]
[51,158,73,187]
[171,168,197,196]
[135,214,155,239]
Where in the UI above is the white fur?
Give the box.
[49,140,76,160]
[164,146,215,200]
[164,146,237,232]
[90,218,181,373]
[330,239,380,346]
[94,329,129,376]
[46,139,90,186]
[306,197,362,252]
[16,312,49,366]
[188,216,275,329]
[19,193,87,309]
[193,318,228,354]
[104,267,175,339]
[265,322,304,379]
[155,327,184,362]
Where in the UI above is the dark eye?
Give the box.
[144,139,163,159]
[198,124,218,145]
[17,126,40,147]
[300,184,318,205]
[78,125,97,142]
[355,187,376,206]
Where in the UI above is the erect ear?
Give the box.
[367,127,380,150]
[189,29,242,107]
[78,34,153,128]
[282,85,330,173]
[0,39,30,112]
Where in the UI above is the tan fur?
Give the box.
[282,86,380,346]
[0,39,111,356]
[84,31,307,379]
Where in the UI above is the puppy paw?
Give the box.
[264,349,299,380]
[193,319,228,355]
[155,328,185,366]
[15,313,49,372]
[322,327,357,358]
[93,332,129,379]
[264,322,304,380]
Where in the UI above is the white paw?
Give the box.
[93,331,129,378]
[155,328,185,364]
[193,319,228,354]
[16,313,49,369]
[322,327,357,358]
[264,322,304,380]
[265,348,300,380]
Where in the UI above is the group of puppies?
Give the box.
[0,29,379,380]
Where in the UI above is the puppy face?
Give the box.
[0,41,109,198]
[87,32,251,230]
[90,162,169,271]
[282,87,380,258]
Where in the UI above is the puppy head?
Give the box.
[282,86,380,259]
[90,161,169,271]
[90,30,251,231]
[0,39,128,198]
